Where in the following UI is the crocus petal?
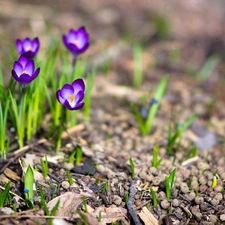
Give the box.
[67,29,77,43]
[56,90,65,105]
[32,67,40,80]
[72,78,85,95]
[24,60,34,75]
[12,70,21,82]
[13,61,23,75]
[23,38,32,51]
[18,55,29,68]
[64,100,84,110]
[60,84,74,99]
[32,37,39,52]
[16,40,23,54]
[75,91,84,104]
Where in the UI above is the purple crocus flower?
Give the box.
[12,55,40,88]
[16,37,40,58]
[62,27,89,57]
[56,79,85,110]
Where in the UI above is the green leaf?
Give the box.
[24,165,34,205]
[0,182,10,207]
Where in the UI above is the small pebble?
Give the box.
[210,198,219,206]
[194,212,202,221]
[112,195,122,205]
[180,182,189,193]
[161,199,170,209]
[197,162,209,170]
[188,192,196,201]
[62,180,70,189]
[214,193,223,201]
[199,176,207,185]
[220,214,225,221]
[214,185,223,192]
[220,172,225,180]
[199,184,207,192]
[149,167,158,176]
[139,171,147,179]
[107,171,115,179]
[172,199,179,207]
[152,177,161,185]
[96,165,105,174]
[158,191,166,199]
[146,174,153,182]
[209,215,217,223]
[134,199,142,207]
[195,196,204,205]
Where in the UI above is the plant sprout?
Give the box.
[132,76,168,135]
[150,188,158,208]
[24,165,34,207]
[0,182,10,207]
[40,155,49,178]
[66,170,74,185]
[152,145,162,168]
[165,168,176,200]
[167,113,197,154]
[129,157,135,179]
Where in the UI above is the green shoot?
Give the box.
[66,170,74,185]
[167,113,197,154]
[197,55,219,81]
[24,165,34,207]
[129,157,135,179]
[82,196,88,213]
[39,185,49,215]
[133,44,143,88]
[132,76,168,135]
[0,99,10,158]
[150,188,158,208]
[69,149,77,164]
[75,210,88,225]
[40,155,49,178]
[165,168,176,200]
[125,193,129,203]
[98,211,102,222]
[188,147,198,159]
[74,145,83,165]
[50,199,60,216]
[9,90,27,148]
[0,182,10,207]
[103,181,108,194]
[152,145,162,168]
[212,174,218,188]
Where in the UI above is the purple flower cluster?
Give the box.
[12,26,88,110]
[13,37,40,88]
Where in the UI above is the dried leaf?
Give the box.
[138,207,159,225]
[3,168,20,181]
[94,205,127,224]
[47,192,93,217]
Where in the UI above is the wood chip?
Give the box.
[138,207,159,225]
[3,168,21,181]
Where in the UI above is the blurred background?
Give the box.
[0,0,225,98]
